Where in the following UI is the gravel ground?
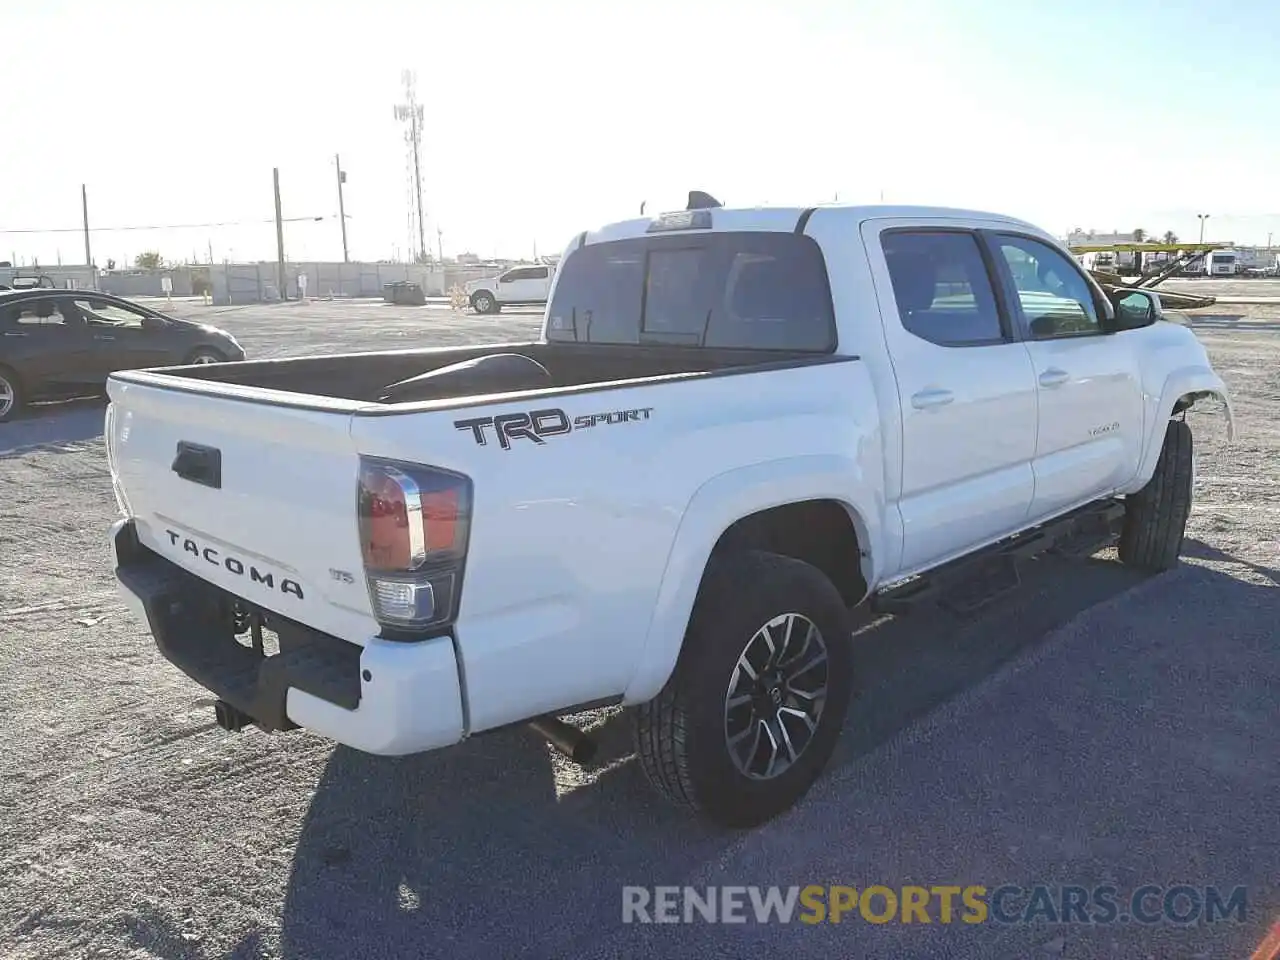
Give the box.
[0,300,1276,959]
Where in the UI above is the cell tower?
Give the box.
[393,69,428,263]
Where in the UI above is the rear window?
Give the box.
[545,231,836,352]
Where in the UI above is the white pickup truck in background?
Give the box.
[463,261,555,314]
[105,194,1234,828]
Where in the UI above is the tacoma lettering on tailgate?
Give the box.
[165,529,304,599]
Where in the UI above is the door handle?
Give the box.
[911,388,954,410]
[172,441,222,489]
[94,335,116,341]
[1039,368,1070,388]
[3,331,28,337]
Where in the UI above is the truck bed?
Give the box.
[140,340,825,406]
[103,335,859,668]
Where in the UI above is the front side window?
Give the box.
[881,231,1005,346]
[75,299,149,327]
[996,235,1101,338]
[546,231,835,352]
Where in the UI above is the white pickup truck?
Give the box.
[463,262,555,314]
[106,196,1234,828]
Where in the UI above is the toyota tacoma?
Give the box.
[105,194,1234,828]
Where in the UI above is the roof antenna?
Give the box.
[640,201,646,215]
[687,190,723,210]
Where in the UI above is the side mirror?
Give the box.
[1029,315,1057,339]
[1108,288,1162,330]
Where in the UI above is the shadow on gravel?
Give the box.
[0,397,106,457]
[1182,538,1279,585]
[276,551,1155,960]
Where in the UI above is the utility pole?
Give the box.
[335,153,349,262]
[394,70,428,262]
[273,167,286,299]
[436,226,443,263]
[411,109,425,262]
[81,184,92,270]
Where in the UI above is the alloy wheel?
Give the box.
[723,612,830,780]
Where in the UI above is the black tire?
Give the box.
[0,365,24,423]
[633,549,855,829]
[471,291,497,314]
[1118,418,1193,572]
[184,347,226,365]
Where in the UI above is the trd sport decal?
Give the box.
[454,406,654,450]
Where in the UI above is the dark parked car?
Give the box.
[0,289,245,422]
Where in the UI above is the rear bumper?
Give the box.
[110,518,465,755]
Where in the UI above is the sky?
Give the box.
[4,0,1280,267]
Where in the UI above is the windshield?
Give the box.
[545,231,836,352]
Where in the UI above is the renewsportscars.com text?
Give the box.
[622,884,1249,926]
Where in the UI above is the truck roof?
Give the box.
[579,202,1045,248]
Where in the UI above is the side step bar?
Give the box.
[871,499,1126,616]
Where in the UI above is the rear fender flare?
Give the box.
[621,455,882,706]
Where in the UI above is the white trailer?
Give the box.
[1204,249,1237,276]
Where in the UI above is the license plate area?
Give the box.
[115,523,362,731]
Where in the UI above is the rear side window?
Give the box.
[881,231,1005,346]
[546,231,836,352]
[4,299,69,325]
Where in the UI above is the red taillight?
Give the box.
[422,489,460,552]
[357,458,472,635]
[358,463,468,571]
[361,471,413,570]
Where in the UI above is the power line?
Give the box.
[0,215,329,235]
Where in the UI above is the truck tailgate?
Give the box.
[105,378,377,641]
